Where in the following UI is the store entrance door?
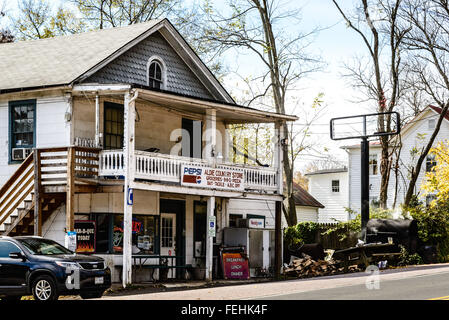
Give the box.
[161,213,176,278]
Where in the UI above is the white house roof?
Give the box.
[304,167,348,176]
[0,20,163,91]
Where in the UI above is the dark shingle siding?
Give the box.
[85,31,214,100]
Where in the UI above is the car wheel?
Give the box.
[1,296,22,301]
[80,291,104,299]
[32,275,59,301]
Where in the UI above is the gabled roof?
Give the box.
[428,105,449,121]
[0,19,234,103]
[292,182,325,208]
[396,104,448,139]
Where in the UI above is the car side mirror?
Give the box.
[9,252,25,261]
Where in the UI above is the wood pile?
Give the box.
[283,254,360,278]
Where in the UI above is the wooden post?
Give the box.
[275,200,282,280]
[122,91,136,288]
[274,121,284,195]
[204,108,217,164]
[66,146,75,232]
[33,149,42,236]
[223,124,230,163]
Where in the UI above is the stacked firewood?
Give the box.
[283,254,360,278]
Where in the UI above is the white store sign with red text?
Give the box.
[181,165,245,191]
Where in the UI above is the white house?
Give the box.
[0,19,297,284]
[305,168,349,223]
[344,105,449,212]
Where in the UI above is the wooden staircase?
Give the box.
[0,147,102,236]
[2,194,66,236]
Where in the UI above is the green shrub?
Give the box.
[397,245,423,266]
[284,221,319,248]
[403,197,449,262]
[321,207,394,241]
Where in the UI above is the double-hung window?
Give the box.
[9,100,36,162]
[332,180,340,193]
[369,154,378,175]
[104,102,124,150]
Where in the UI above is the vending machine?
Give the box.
[222,218,275,277]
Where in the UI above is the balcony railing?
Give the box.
[99,150,279,192]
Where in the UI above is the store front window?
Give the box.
[87,213,159,255]
[113,215,159,255]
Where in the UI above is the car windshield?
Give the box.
[17,238,73,255]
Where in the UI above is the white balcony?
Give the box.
[99,150,279,193]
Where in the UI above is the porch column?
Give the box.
[223,124,230,163]
[122,91,136,288]
[205,196,215,281]
[204,108,217,164]
[66,146,75,232]
[274,121,285,195]
[33,149,42,236]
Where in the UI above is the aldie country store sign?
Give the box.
[181,165,244,191]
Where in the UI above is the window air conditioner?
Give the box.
[12,148,32,161]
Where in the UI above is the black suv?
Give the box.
[0,236,111,301]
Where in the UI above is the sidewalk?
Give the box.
[104,278,273,297]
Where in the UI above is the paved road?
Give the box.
[257,268,449,300]
[102,263,449,300]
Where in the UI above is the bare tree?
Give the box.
[400,0,449,206]
[333,0,411,209]
[70,0,182,29]
[194,0,324,226]
[0,0,14,43]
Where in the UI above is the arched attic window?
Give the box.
[147,57,166,90]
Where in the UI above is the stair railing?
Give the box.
[0,152,34,228]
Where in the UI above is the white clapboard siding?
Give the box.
[227,199,276,229]
[296,206,319,223]
[0,96,71,186]
[308,171,349,223]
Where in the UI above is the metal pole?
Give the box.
[360,137,370,242]
[95,95,100,147]
[205,196,215,281]
[274,200,282,280]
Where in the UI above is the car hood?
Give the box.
[33,254,104,263]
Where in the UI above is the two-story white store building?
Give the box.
[0,19,296,285]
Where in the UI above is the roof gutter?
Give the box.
[0,84,72,96]
[134,87,298,122]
